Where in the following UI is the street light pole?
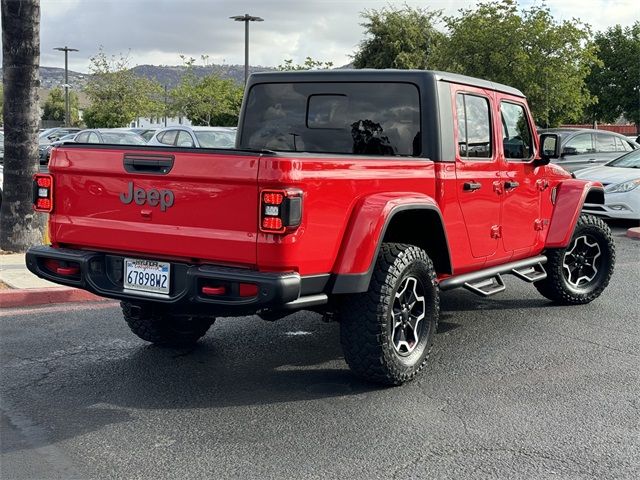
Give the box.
[230,14,264,85]
[54,46,79,127]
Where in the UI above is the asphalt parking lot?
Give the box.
[1,225,638,480]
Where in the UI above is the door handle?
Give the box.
[123,154,174,175]
[588,159,597,163]
[504,181,520,190]
[463,181,482,191]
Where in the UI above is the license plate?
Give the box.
[124,258,170,295]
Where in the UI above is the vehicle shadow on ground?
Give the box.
[440,289,553,313]
[4,290,556,454]
[2,311,385,454]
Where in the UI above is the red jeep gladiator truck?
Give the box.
[27,70,615,385]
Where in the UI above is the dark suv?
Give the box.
[541,128,638,172]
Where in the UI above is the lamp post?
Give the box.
[53,46,79,126]
[230,14,264,85]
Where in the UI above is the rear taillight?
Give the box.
[259,189,302,234]
[33,174,54,212]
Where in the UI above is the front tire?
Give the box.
[535,214,615,305]
[121,302,214,346]
[338,243,439,386]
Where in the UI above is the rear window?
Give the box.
[101,132,146,145]
[240,82,421,156]
[194,131,236,148]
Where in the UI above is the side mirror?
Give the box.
[535,133,560,166]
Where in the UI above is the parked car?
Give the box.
[73,129,147,145]
[40,129,146,166]
[0,163,3,207]
[129,128,157,142]
[0,130,4,163]
[40,133,79,165]
[148,126,236,148]
[540,128,639,172]
[625,135,640,144]
[39,127,81,143]
[575,148,640,221]
[28,69,615,386]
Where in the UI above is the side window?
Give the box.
[456,93,492,160]
[614,136,633,152]
[596,133,617,152]
[87,132,101,143]
[500,102,533,160]
[563,134,593,155]
[158,130,178,146]
[75,132,89,143]
[176,131,195,147]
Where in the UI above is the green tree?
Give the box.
[170,57,243,126]
[433,0,598,127]
[1,0,46,251]
[586,23,640,131]
[83,49,163,128]
[277,57,333,71]
[42,87,80,125]
[353,5,444,69]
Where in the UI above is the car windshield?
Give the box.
[38,128,56,139]
[194,130,236,148]
[100,132,147,145]
[607,149,640,168]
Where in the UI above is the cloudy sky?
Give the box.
[37,0,640,73]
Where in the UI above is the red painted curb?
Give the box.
[627,227,640,240]
[0,287,106,308]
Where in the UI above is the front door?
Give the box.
[454,88,501,259]
[497,98,541,253]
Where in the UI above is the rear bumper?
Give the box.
[26,245,309,315]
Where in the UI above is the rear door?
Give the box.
[49,146,261,266]
[557,132,595,172]
[497,98,541,254]
[594,132,625,165]
[454,87,501,259]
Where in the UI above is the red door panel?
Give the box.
[453,87,501,259]
[496,97,542,254]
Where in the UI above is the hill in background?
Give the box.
[0,64,278,93]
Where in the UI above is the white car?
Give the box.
[147,126,236,149]
[575,149,640,221]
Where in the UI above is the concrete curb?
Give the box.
[0,287,106,309]
[627,227,640,240]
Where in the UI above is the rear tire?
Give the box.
[535,214,615,305]
[338,243,439,386]
[121,302,214,346]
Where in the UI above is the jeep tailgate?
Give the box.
[48,146,260,266]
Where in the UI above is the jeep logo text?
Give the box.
[119,182,174,211]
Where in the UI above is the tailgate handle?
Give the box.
[123,154,174,175]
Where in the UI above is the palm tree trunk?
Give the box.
[1,0,44,252]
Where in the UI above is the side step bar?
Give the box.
[439,255,547,297]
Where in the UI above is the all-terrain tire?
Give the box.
[121,302,214,346]
[535,214,615,305]
[338,243,439,386]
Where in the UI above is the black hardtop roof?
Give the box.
[248,69,525,98]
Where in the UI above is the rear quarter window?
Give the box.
[240,82,421,156]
